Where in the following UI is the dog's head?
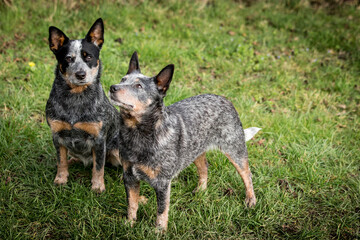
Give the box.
[48,18,104,88]
[109,52,174,121]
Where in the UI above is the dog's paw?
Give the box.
[54,175,68,185]
[125,218,136,227]
[155,225,167,234]
[245,196,257,208]
[91,182,105,193]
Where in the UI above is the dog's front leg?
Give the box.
[91,141,106,193]
[54,141,69,185]
[154,180,171,232]
[124,172,140,226]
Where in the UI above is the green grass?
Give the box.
[0,0,359,239]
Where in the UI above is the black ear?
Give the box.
[127,51,141,74]
[49,26,69,53]
[155,64,174,95]
[85,18,104,48]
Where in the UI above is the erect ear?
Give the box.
[49,26,69,53]
[155,64,174,95]
[127,51,141,74]
[85,18,104,48]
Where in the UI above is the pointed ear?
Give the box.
[49,26,69,53]
[155,64,174,95]
[127,51,141,74]
[85,18,104,48]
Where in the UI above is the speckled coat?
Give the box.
[109,52,257,231]
[46,18,120,193]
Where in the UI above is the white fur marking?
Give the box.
[244,127,261,142]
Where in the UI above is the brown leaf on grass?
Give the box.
[336,110,346,116]
[337,124,347,128]
[5,176,11,184]
[228,31,236,36]
[278,179,298,198]
[322,99,329,107]
[278,179,290,191]
[337,104,347,110]
[114,38,123,44]
[255,139,265,146]
[140,26,145,32]
[223,188,234,196]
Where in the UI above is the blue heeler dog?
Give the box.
[46,19,121,193]
[109,52,260,231]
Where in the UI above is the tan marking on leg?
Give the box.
[54,145,69,185]
[48,118,72,133]
[156,185,171,232]
[121,159,131,172]
[73,121,103,137]
[225,154,256,207]
[91,149,105,193]
[193,153,208,192]
[106,149,121,166]
[136,164,160,179]
[127,183,140,226]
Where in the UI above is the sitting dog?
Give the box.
[46,18,121,193]
[109,52,260,231]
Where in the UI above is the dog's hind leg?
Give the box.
[224,151,256,208]
[193,152,208,192]
[106,149,122,167]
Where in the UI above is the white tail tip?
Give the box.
[244,127,261,142]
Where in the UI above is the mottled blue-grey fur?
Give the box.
[110,51,258,231]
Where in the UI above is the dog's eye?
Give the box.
[85,55,92,61]
[121,78,126,82]
[65,56,72,63]
[134,84,142,89]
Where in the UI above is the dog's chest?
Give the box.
[48,118,103,164]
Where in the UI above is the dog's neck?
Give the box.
[119,101,165,137]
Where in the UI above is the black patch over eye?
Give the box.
[82,51,93,62]
[65,56,72,63]
[134,84,142,89]
[121,77,126,82]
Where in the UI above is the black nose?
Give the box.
[75,71,86,80]
[110,85,121,93]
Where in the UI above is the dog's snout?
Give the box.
[110,85,121,93]
[75,70,86,80]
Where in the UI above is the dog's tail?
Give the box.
[244,127,261,142]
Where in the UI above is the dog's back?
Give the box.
[161,94,247,175]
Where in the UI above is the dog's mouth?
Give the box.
[109,94,134,110]
[75,80,88,85]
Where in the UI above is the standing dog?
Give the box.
[46,18,121,193]
[109,52,260,230]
